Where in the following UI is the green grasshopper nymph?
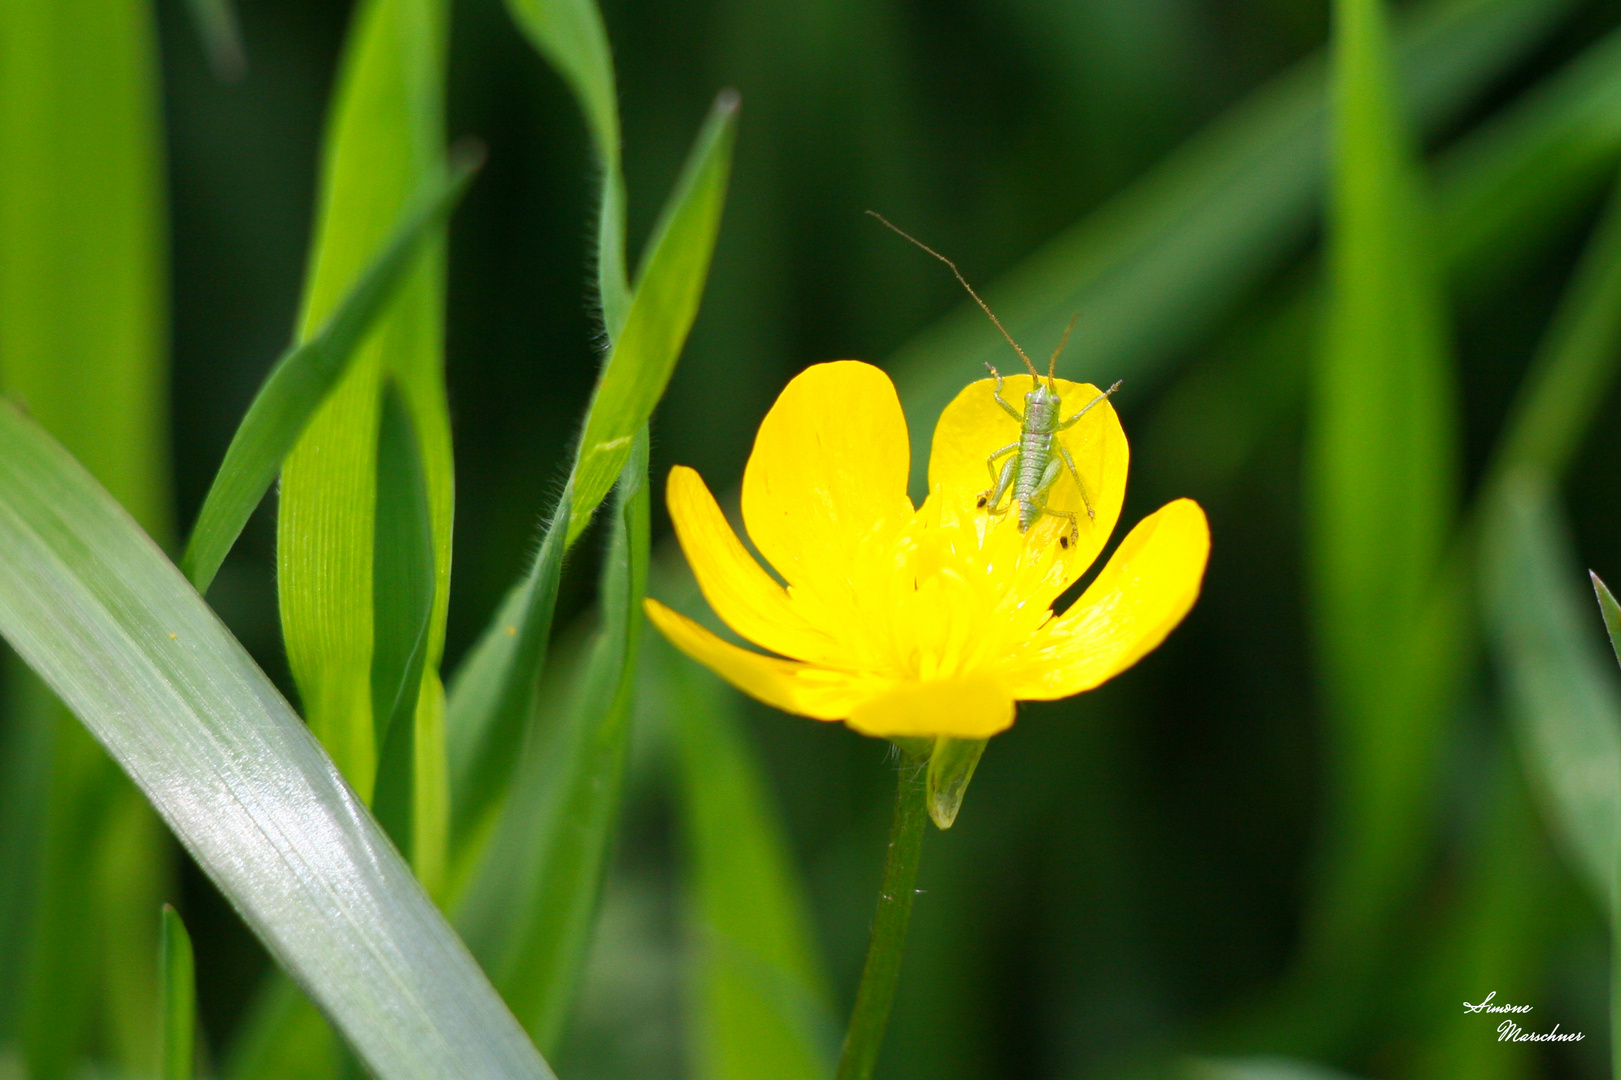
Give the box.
[868,212,1121,549]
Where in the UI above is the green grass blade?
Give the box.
[493,432,649,1053]
[371,380,438,868]
[181,150,480,596]
[160,905,196,1080]
[0,397,554,1079]
[1304,0,1459,981]
[502,0,628,327]
[1483,470,1621,908]
[565,91,738,542]
[447,93,736,838]
[278,0,452,804]
[888,0,1574,477]
[0,0,173,1071]
[1593,573,1621,671]
[446,489,573,845]
[659,635,837,1080]
[1146,18,1621,507]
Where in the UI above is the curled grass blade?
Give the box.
[447,92,737,839]
[180,150,480,596]
[160,905,195,1080]
[502,0,628,327]
[565,91,738,542]
[0,399,554,1080]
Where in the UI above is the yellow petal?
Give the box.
[847,674,1015,739]
[926,374,1129,605]
[644,598,891,720]
[999,498,1209,700]
[741,362,914,599]
[665,465,848,666]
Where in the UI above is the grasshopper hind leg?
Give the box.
[979,447,1018,514]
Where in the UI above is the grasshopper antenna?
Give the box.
[867,211,1040,380]
[1047,312,1079,392]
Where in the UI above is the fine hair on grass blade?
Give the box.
[0,398,555,1079]
[447,89,738,844]
[503,0,629,330]
[180,147,482,597]
[564,90,738,543]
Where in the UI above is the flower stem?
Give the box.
[835,754,929,1080]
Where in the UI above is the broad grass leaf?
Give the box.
[1483,470,1621,908]
[277,0,453,805]
[181,151,480,596]
[0,399,554,1080]
[0,0,172,1071]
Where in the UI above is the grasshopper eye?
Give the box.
[976,495,988,508]
[1059,535,1070,550]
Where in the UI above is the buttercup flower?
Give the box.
[644,360,1209,739]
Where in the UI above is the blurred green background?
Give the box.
[11,0,1621,1076]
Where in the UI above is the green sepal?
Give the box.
[925,738,988,830]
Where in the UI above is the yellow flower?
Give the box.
[644,360,1209,740]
